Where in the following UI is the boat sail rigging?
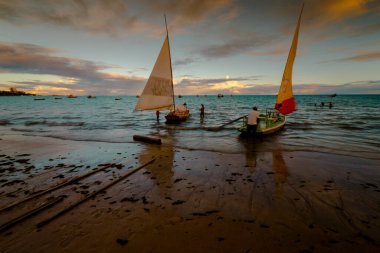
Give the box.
[134,15,189,123]
[134,17,174,111]
[239,4,304,136]
[275,4,304,115]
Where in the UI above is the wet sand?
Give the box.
[0,135,379,252]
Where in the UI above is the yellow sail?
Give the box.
[275,4,304,115]
[134,35,174,111]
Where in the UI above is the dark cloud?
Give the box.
[173,57,198,66]
[0,0,151,36]
[199,33,277,59]
[0,0,238,36]
[345,22,380,37]
[141,0,237,30]
[326,51,380,63]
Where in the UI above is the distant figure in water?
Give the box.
[156,110,160,121]
[320,102,325,107]
[247,106,260,136]
[200,104,205,118]
[183,102,187,108]
[329,102,333,109]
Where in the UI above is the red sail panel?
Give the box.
[275,97,296,115]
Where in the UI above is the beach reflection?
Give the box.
[272,150,289,194]
[138,140,174,198]
[240,138,258,173]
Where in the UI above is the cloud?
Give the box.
[174,76,262,94]
[0,42,145,95]
[141,0,238,31]
[344,22,380,37]
[174,76,380,95]
[173,57,198,66]
[0,0,159,36]
[0,0,239,36]
[293,81,380,94]
[198,33,277,59]
[325,51,380,63]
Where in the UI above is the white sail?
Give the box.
[134,35,174,111]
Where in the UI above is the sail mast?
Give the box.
[274,3,304,115]
[164,14,176,111]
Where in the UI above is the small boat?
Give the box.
[240,4,303,136]
[115,98,122,100]
[54,97,63,99]
[217,94,224,98]
[87,95,96,99]
[67,94,77,98]
[34,98,45,100]
[134,15,190,124]
[178,95,182,98]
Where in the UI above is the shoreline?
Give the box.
[0,135,379,252]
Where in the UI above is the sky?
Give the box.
[0,0,379,95]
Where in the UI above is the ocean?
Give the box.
[0,95,379,160]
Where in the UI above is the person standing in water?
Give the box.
[200,104,205,118]
[156,110,160,121]
[247,106,260,136]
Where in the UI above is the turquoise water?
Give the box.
[0,95,379,159]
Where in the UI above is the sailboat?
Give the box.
[240,4,303,136]
[134,16,190,124]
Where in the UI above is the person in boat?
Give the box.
[183,102,187,108]
[156,110,160,121]
[200,104,205,118]
[247,106,260,135]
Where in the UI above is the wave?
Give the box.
[24,120,84,127]
[337,124,364,130]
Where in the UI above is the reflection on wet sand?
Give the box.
[272,150,289,194]
[240,138,258,173]
[138,143,174,199]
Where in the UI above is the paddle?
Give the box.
[206,115,247,131]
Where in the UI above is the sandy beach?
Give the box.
[0,134,379,253]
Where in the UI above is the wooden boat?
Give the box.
[87,95,96,99]
[239,109,286,136]
[34,98,45,100]
[67,94,77,98]
[217,94,224,98]
[134,15,190,124]
[240,4,303,136]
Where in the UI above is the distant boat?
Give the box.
[178,95,183,98]
[54,97,62,99]
[67,94,77,98]
[34,98,45,100]
[240,4,303,136]
[328,93,337,97]
[217,94,224,98]
[134,15,190,124]
[115,98,122,100]
[87,95,96,99]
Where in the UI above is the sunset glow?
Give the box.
[0,0,379,95]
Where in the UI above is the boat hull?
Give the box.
[165,110,190,124]
[239,114,286,137]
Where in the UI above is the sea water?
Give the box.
[0,95,379,159]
